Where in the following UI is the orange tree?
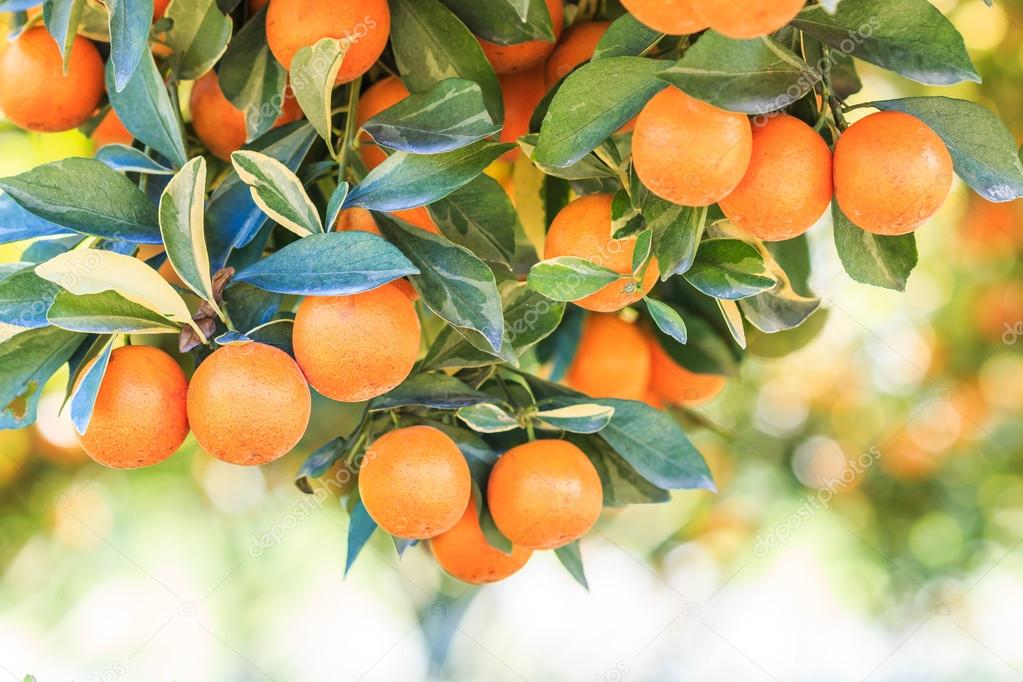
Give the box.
[0,0,1021,586]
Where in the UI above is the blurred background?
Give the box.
[2,0,1022,679]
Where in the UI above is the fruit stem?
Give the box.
[525,421,536,442]
[336,76,363,184]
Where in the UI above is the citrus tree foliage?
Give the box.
[0,0,1019,585]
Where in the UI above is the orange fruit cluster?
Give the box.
[620,0,804,38]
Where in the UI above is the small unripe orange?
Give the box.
[358,426,472,539]
[834,111,953,236]
[633,87,752,207]
[78,346,188,469]
[431,501,533,584]
[0,27,104,132]
[487,439,602,549]
[720,114,833,242]
[187,342,311,466]
[543,194,659,312]
[292,283,421,403]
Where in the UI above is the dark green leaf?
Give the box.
[527,257,623,301]
[231,150,323,236]
[832,202,917,291]
[792,0,979,85]
[370,373,498,411]
[47,290,182,334]
[344,499,377,575]
[427,174,516,266]
[107,0,152,91]
[648,200,705,279]
[578,435,670,506]
[69,336,112,435]
[554,541,588,589]
[646,298,687,343]
[592,13,662,61]
[218,4,287,140]
[164,0,232,80]
[659,33,819,114]
[0,326,83,429]
[0,192,74,244]
[95,144,175,174]
[290,38,344,151]
[295,437,345,494]
[106,51,188,167]
[684,239,776,300]
[0,158,161,243]
[43,0,83,72]
[439,0,554,44]
[0,264,60,329]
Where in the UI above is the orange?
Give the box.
[633,87,752,206]
[356,76,410,170]
[620,0,707,35]
[266,0,390,85]
[430,500,533,584]
[720,114,833,242]
[335,206,439,236]
[487,439,602,549]
[358,425,471,539]
[135,244,186,288]
[92,109,133,149]
[78,346,188,469]
[695,0,804,39]
[154,0,171,18]
[0,28,104,132]
[499,67,547,160]
[566,314,651,400]
[543,193,660,312]
[834,111,953,236]
[478,0,564,74]
[187,342,311,466]
[189,71,303,161]
[544,21,609,87]
[293,282,421,402]
[391,206,440,234]
[647,333,725,406]
[960,197,1023,256]
[248,0,267,11]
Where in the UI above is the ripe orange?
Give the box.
[620,0,707,35]
[430,500,533,584]
[544,21,608,87]
[266,0,390,85]
[154,0,171,18]
[543,193,659,312]
[92,109,133,149]
[647,333,725,406]
[633,87,752,206]
[834,111,953,236]
[189,71,303,161]
[335,206,439,236]
[566,314,651,400]
[499,67,547,159]
[187,342,311,466]
[960,197,1023,256]
[358,425,471,539]
[695,0,804,39]
[0,28,104,132]
[293,282,421,402]
[478,0,564,74]
[356,76,410,170]
[487,439,602,549]
[78,346,188,469]
[720,114,833,242]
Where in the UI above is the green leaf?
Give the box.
[739,287,820,333]
[106,51,188,168]
[646,298,687,343]
[592,13,662,61]
[534,56,667,167]
[362,78,500,155]
[426,174,516,266]
[0,264,60,329]
[295,437,345,494]
[290,37,345,152]
[716,299,747,349]
[160,157,221,311]
[527,257,623,302]
[873,97,1023,202]
[164,0,232,80]
[325,181,350,231]
[107,0,152,91]
[534,400,615,434]
[648,200,705,280]
[439,0,554,44]
[218,4,287,141]
[47,290,183,334]
[632,228,653,274]
[95,144,176,175]
[832,203,917,291]
[371,373,498,411]
[0,158,161,243]
[456,403,520,433]
[390,0,503,122]
[656,309,740,376]
[792,0,979,86]
[232,231,419,295]
[554,541,589,590]
[231,150,324,236]
[375,212,505,352]
[344,499,377,575]
[69,336,113,435]
[659,33,819,114]
[0,326,83,429]
[43,0,84,73]
[517,135,619,181]
[580,436,670,507]
[685,239,776,301]
[245,318,293,354]
[345,141,513,211]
